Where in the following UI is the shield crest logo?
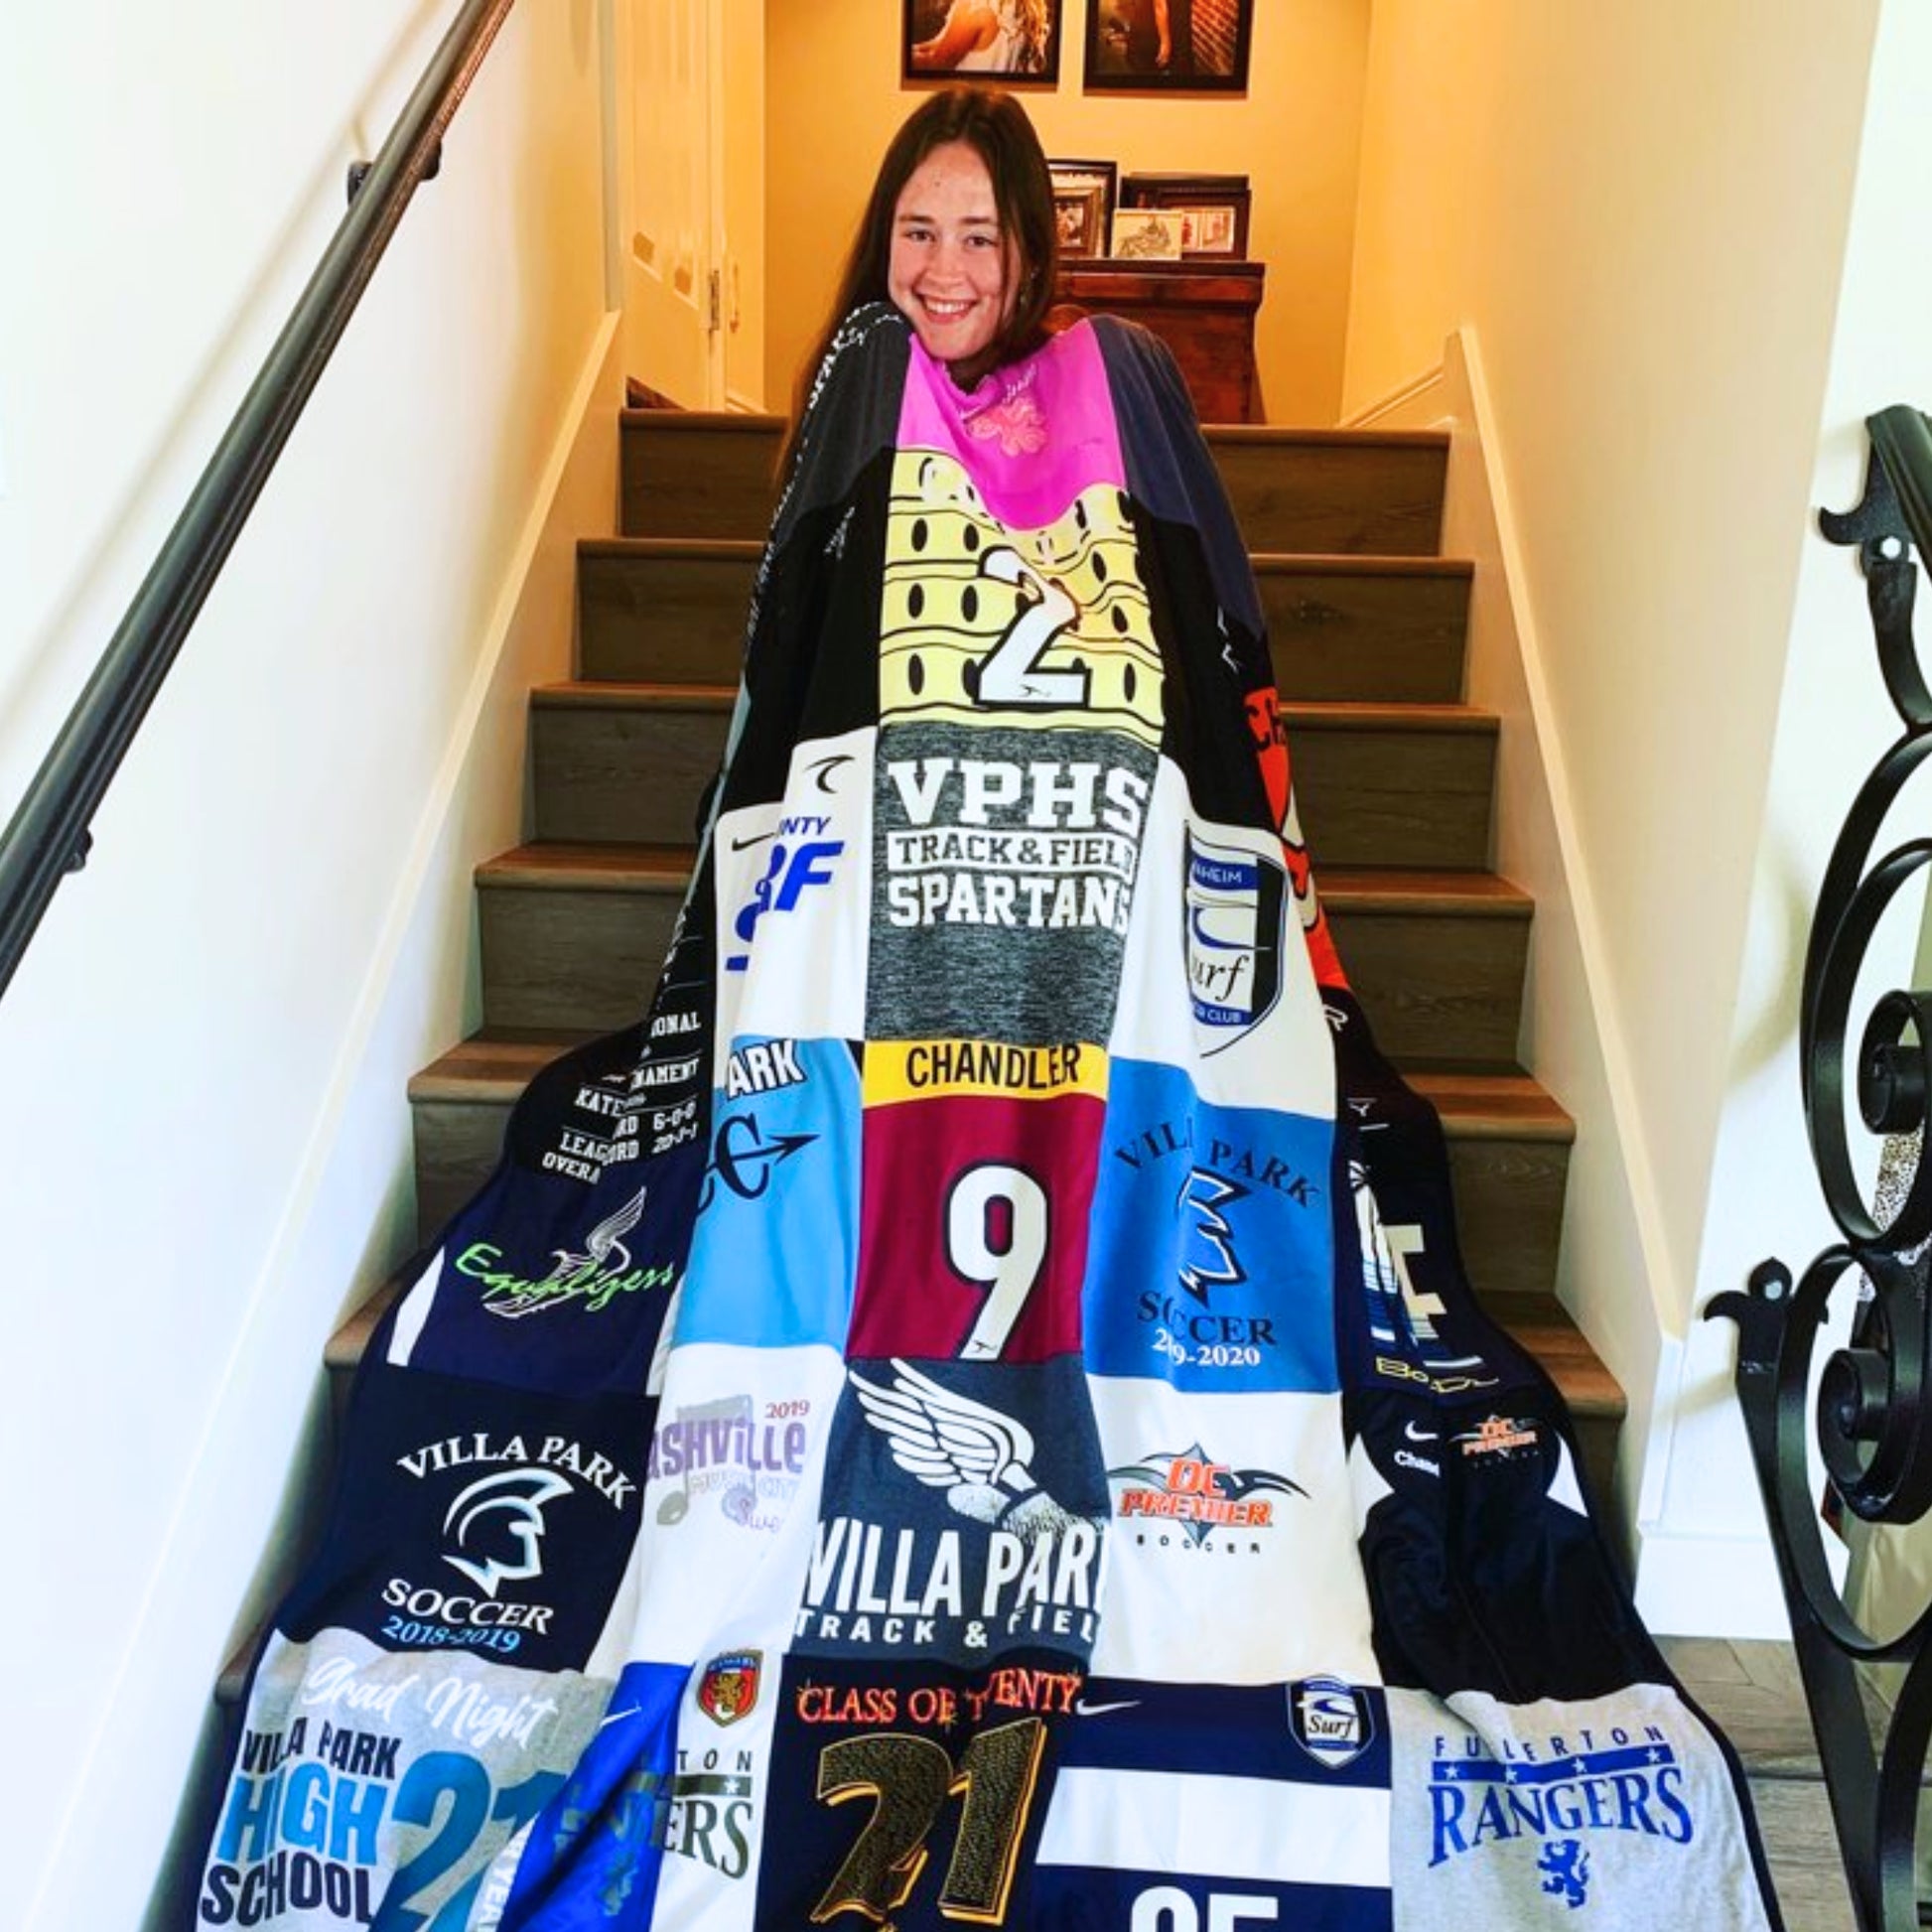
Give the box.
[1183,829,1286,1049]
[697,1648,762,1726]
[1288,1676,1374,1770]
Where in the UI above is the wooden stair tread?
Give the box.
[532,680,736,710]
[1482,1294,1624,1416]
[1274,701,1493,734]
[581,537,1478,579]
[1405,1068,1574,1140]
[580,535,763,562]
[620,408,785,433]
[619,411,1449,452]
[1250,552,1472,579]
[1318,868,1532,914]
[411,1031,1569,1138]
[479,843,1530,915]
[534,682,1492,736]
[477,842,692,891]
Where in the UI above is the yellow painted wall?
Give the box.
[1343,0,1876,1332]
[764,0,1372,424]
[1339,0,1887,1628]
[724,0,768,409]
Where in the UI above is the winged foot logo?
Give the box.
[452,1185,677,1318]
[797,1360,1105,1657]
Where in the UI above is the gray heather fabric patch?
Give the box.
[198,1628,612,1929]
[1387,1685,1775,1929]
[866,721,1159,1046]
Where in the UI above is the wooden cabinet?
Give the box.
[1052,258,1266,424]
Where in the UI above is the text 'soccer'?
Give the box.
[199,308,1784,1929]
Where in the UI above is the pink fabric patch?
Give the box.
[896,321,1126,528]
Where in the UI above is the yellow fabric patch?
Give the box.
[865,1038,1110,1105]
[879,449,1164,746]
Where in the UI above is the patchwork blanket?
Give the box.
[197,306,1782,1930]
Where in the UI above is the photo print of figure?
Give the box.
[904,0,1061,80]
[1085,0,1253,89]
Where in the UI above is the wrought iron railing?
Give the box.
[1713,402,1932,1931]
[0,0,518,1002]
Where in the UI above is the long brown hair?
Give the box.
[777,86,1059,481]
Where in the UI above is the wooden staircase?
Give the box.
[343,407,1626,1504]
[185,402,1630,1732]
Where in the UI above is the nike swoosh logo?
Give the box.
[730,829,776,851]
[1404,1423,1439,1443]
[598,1705,644,1730]
[1074,1699,1140,1718]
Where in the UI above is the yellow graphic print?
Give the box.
[865,1038,1109,1106]
[880,449,1165,746]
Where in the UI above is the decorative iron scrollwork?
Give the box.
[1712,404,1932,1931]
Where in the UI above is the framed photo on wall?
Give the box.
[1084,0,1254,91]
[903,0,1063,83]
[1048,158,1118,258]
[1122,172,1252,257]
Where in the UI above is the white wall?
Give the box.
[1641,0,1932,1634]
[1362,335,1666,1554]
[0,4,621,1923]
[1341,2,1884,1626]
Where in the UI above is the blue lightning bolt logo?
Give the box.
[1177,1169,1248,1304]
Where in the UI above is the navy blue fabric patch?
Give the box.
[757,1651,1078,1931]
[280,1363,648,1675]
[796,1357,1109,1667]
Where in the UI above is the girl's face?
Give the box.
[887,140,1016,379]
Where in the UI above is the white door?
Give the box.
[624,0,725,408]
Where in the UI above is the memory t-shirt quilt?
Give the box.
[196,305,1784,1930]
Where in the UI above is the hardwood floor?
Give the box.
[1659,1636,1870,1930]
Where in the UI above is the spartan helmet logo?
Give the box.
[1182,829,1286,1049]
[441,1467,574,1597]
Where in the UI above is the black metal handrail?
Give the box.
[1713,403,1932,1932]
[0,0,518,1001]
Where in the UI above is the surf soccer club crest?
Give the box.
[698,1649,763,1726]
[1289,1676,1375,1770]
[1184,829,1286,1047]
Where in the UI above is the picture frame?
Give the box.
[903,0,1062,84]
[1047,158,1118,259]
[1121,172,1252,258]
[1109,207,1185,262]
[1084,0,1254,91]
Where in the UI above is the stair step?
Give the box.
[579,538,760,685]
[530,681,735,846]
[409,1036,1568,1300]
[474,843,1529,1054]
[476,843,690,1034]
[530,684,1498,870]
[1253,555,1470,703]
[578,539,1472,703]
[621,412,1449,555]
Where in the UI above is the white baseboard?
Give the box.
[1633,1527,1790,1638]
[1341,363,1446,428]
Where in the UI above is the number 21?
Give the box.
[811,1718,1046,1926]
